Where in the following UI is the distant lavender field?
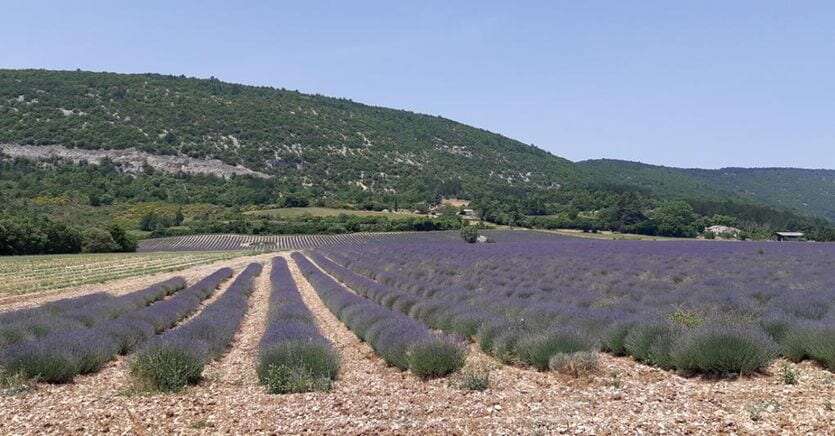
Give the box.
[316,231,835,375]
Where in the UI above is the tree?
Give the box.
[82,228,119,253]
[174,208,185,226]
[109,225,137,252]
[282,195,309,208]
[649,201,698,237]
[460,225,479,243]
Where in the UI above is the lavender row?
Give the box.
[0,268,233,383]
[316,238,835,375]
[308,253,545,364]
[131,263,262,391]
[256,257,339,393]
[0,277,186,348]
[291,253,465,379]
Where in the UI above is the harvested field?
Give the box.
[1,232,834,434]
[0,251,250,296]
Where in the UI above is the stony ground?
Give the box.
[0,253,833,435]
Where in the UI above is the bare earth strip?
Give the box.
[0,254,833,433]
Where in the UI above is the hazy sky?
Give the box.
[3,1,834,169]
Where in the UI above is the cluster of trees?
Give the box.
[0,214,135,255]
[139,209,184,231]
[475,191,835,241]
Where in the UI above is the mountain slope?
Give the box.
[1,69,833,227]
[578,159,835,221]
[0,69,579,202]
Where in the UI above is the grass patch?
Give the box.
[448,363,491,391]
[0,367,36,396]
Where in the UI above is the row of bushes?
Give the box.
[318,250,781,376]
[603,322,777,375]
[0,268,232,383]
[312,252,594,371]
[256,258,340,393]
[0,277,185,348]
[291,253,465,379]
[131,264,262,391]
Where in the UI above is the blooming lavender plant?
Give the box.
[0,269,231,383]
[0,277,185,348]
[313,231,835,375]
[130,263,261,391]
[292,253,466,379]
[257,257,339,394]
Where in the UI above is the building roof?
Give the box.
[775,232,805,237]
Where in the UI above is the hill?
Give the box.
[0,69,579,205]
[578,159,835,222]
[1,69,834,253]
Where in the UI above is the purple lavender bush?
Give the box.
[130,263,261,392]
[257,257,339,394]
[0,277,185,347]
[292,253,465,379]
[0,269,230,383]
[313,231,835,376]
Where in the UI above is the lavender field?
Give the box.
[315,231,835,376]
[1,232,835,433]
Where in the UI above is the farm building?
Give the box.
[773,231,805,241]
[460,208,479,222]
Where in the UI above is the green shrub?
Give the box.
[516,330,593,370]
[130,344,204,392]
[476,322,507,354]
[671,326,777,375]
[407,339,466,379]
[805,330,835,371]
[601,322,635,356]
[548,351,600,377]
[624,322,681,369]
[492,328,525,364]
[460,226,479,243]
[257,341,340,393]
[779,327,816,362]
[2,351,76,384]
[259,364,332,394]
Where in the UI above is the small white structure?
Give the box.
[774,232,805,242]
[461,209,478,221]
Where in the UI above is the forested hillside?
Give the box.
[579,160,835,222]
[1,69,834,253]
[0,69,579,205]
